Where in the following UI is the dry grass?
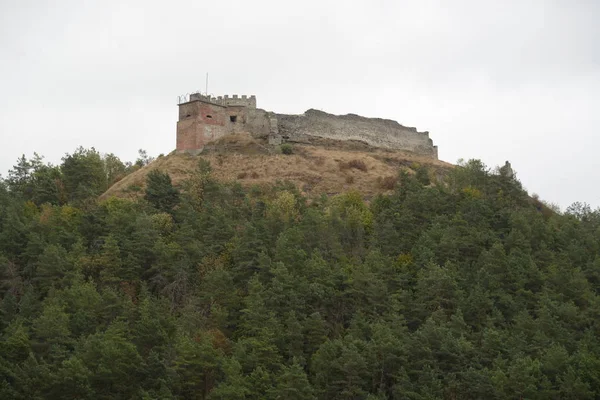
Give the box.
[340,159,368,172]
[377,176,397,190]
[100,136,453,200]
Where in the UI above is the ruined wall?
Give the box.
[277,109,437,158]
[177,96,438,159]
[244,108,271,137]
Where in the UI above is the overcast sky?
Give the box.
[1,0,599,209]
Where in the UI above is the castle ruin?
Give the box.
[176,93,438,159]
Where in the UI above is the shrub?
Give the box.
[280,144,293,155]
[340,159,368,172]
[127,184,142,192]
[237,172,248,179]
[462,186,482,198]
[378,176,397,190]
[415,165,431,185]
[250,171,259,179]
[345,175,355,184]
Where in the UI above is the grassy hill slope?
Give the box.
[101,134,453,200]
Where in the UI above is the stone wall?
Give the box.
[277,109,437,158]
[222,95,257,108]
[243,108,271,137]
[188,93,257,108]
[177,96,438,159]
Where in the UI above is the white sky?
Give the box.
[1,0,599,209]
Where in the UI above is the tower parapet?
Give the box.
[221,94,257,108]
[185,93,256,108]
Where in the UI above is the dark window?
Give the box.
[230,115,237,122]
[206,115,212,119]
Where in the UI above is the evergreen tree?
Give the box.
[0,152,600,398]
[271,360,316,400]
[61,147,108,203]
[144,170,180,213]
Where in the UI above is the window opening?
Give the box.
[230,115,237,123]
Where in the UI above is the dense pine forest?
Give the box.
[1,147,600,399]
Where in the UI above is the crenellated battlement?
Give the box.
[220,94,257,108]
[185,93,257,108]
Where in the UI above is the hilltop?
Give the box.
[101,133,452,200]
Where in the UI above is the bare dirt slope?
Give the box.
[101,134,453,200]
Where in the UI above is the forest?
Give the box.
[1,147,600,399]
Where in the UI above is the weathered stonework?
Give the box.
[176,94,270,155]
[277,109,437,159]
[176,93,438,159]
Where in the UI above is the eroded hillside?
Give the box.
[101,134,453,200]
